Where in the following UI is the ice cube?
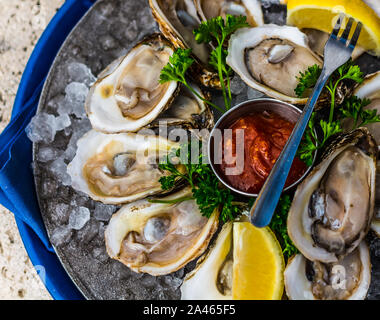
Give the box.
[68,206,90,230]
[76,219,99,244]
[50,226,72,247]
[230,75,246,96]
[100,35,118,51]
[53,203,70,224]
[26,112,71,144]
[67,62,96,87]
[25,113,57,143]
[247,87,265,100]
[37,147,61,163]
[94,202,116,222]
[64,82,89,119]
[49,157,72,186]
[41,179,58,199]
[55,114,71,131]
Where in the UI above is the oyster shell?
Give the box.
[284,242,371,300]
[146,82,214,130]
[181,222,233,299]
[67,130,184,204]
[85,33,179,133]
[194,0,264,27]
[303,28,365,60]
[226,25,323,104]
[104,187,219,275]
[149,0,220,88]
[287,128,377,263]
[351,71,380,144]
[344,72,380,236]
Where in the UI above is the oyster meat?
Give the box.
[288,128,377,263]
[226,25,322,104]
[181,222,234,299]
[67,130,183,204]
[284,242,371,300]
[85,34,179,133]
[104,187,219,275]
[194,0,264,27]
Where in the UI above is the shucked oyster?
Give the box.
[288,128,377,263]
[344,72,380,236]
[284,242,371,300]
[226,25,323,104]
[85,34,179,133]
[105,187,219,275]
[194,0,264,27]
[67,130,184,204]
[181,222,233,299]
[149,0,220,88]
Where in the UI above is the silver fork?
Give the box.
[250,14,363,227]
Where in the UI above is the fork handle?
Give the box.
[250,71,331,227]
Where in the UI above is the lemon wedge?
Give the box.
[180,222,285,300]
[286,0,380,56]
[232,222,285,300]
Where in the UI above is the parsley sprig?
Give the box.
[159,48,224,113]
[151,143,242,222]
[194,15,249,110]
[340,96,380,128]
[295,61,368,165]
[269,195,298,260]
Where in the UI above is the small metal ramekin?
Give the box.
[208,98,316,197]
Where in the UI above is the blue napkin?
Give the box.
[0,0,97,300]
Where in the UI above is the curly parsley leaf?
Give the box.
[159,48,194,84]
[319,119,342,146]
[194,15,249,110]
[159,48,224,113]
[295,61,365,166]
[156,142,244,222]
[295,64,322,98]
[269,195,298,260]
[339,96,380,129]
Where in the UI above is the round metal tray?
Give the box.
[34,0,380,300]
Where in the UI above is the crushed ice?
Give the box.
[69,206,91,230]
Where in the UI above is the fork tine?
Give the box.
[340,17,354,43]
[348,22,363,50]
[331,13,344,37]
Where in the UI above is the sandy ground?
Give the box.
[0,0,65,300]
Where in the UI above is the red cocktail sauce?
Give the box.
[218,111,307,194]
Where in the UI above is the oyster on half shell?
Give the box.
[344,72,380,236]
[85,33,179,133]
[226,25,323,104]
[284,242,371,300]
[104,187,219,275]
[181,222,234,299]
[194,0,264,27]
[67,130,184,205]
[288,128,377,263]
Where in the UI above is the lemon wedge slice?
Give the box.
[181,221,285,300]
[286,0,380,56]
[232,222,285,300]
